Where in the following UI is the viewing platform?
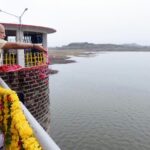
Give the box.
[1,23,56,67]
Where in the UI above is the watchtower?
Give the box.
[0,23,56,130]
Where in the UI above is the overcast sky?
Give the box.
[1,0,150,47]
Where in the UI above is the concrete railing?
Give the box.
[0,77,61,150]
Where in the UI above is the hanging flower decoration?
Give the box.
[0,87,42,150]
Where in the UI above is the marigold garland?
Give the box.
[0,87,42,150]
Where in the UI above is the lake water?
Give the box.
[49,52,150,150]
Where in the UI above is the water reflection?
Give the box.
[50,52,150,150]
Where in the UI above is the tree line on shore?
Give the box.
[49,42,150,51]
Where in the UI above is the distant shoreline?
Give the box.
[48,47,150,75]
[48,49,97,75]
[49,42,150,52]
[48,49,97,65]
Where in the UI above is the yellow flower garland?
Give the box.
[0,87,42,150]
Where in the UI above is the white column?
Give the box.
[16,30,25,67]
[0,50,3,66]
[42,33,47,48]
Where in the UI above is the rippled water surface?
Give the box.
[49,52,150,150]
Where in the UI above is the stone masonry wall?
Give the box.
[0,65,50,131]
